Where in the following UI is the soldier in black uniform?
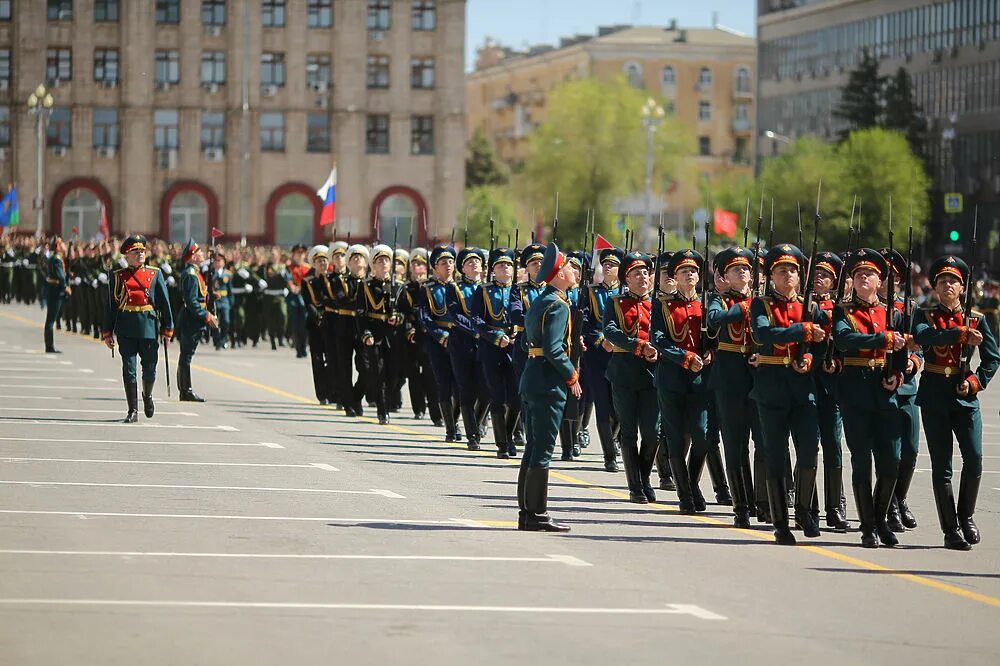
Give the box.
[357,245,408,424]
[302,245,333,404]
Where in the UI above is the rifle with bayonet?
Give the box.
[883,196,896,380]
[700,220,711,355]
[825,196,857,365]
[751,188,765,296]
[552,192,559,244]
[797,180,822,364]
[960,206,980,378]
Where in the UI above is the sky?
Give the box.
[466,0,757,69]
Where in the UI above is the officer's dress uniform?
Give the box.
[749,244,828,545]
[43,244,68,353]
[302,246,333,404]
[557,252,589,462]
[517,243,576,532]
[176,240,213,402]
[262,261,290,349]
[418,245,462,441]
[508,243,547,447]
[911,255,1000,550]
[472,248,520,459]
[326,254,368,416]
[400,250,442,424]
[210,264,233,350]
[102,235,174,422]
[287,256,310,358]
[357,246,408,425]
[447,249,489,450]
[230,261,254,347]
[602,253,660,504]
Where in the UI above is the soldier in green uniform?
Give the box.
[0,236,15,303]
[516,242,580,532]
[176,239,218,402]
[43,237,70,353]
[209,250,233,350]
[262,247,290,350]
[911,255,1000,550]
[101,235,174,422]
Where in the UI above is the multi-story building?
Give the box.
[466,23,756,230]
[757,0,1000,255]
[0,0,465,246]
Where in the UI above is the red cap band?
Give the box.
[542,252,567,284]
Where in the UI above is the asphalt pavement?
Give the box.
[0,303,998,665]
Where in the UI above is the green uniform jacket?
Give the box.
[749,294,828,408]
[602,292,655,390]
[651,293,711,394]
[519,285,576,399]
[832,298,906,411]
[706,290,756,395]
[179,263,211,326]
[103,266,173,340]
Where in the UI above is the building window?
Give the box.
[94,49,118,84]
[307,112,330,152]
[306,54,331,87]
[0,1,10,21]
[48,107,72,147]
[377,193,418,244]
[698,101,711,121]
[155,50,180,85]
[411,115,433,155]
[260,112,284,152]
[411,57,435,89]
[156,0,180,24]
[368,0,390,30]
[169,190,209,244]
[0,107,10,147]
[201,51,226,84]
[46,48,72,83]
[662,65,675,87]
[95,0,118,22]
[261,53,285,87]
[308,0,331,28]
[698,136,711,156]
[93,108,119,148]
[274,192,316,247]
[734,136,749,165]
[201,111,225,149]
[47,0,72,21]
[367,55,390,89]
[262,0,285,27]
[202,0,225,25]
[366,114,389,154]
[0,50,9,87]
[411,0,435,30]
[154,109,179,149]
[735,67,751,93]
[698,67,713,89]
[735,103,749,123]
[624,62,643,89]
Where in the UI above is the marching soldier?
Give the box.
[911,255,999,550]
[447,247,489,451]
[302,245,333,404]
[603,251,659,504]
[509,243,547,448]
[750,244,829,545]
[558,251,588,461]
[653,253,677,491]
[419,244,463,441]
[262,247,290,351]
[358,244,408,424]
[101,235,174,422]
[517,242,579,532]
[833,248,909,548]
[210,250,233,350]
[401,248,442,424]
[176,239,218,402]
[327,244,369,416]
[287,244,310,359]
[43,237,70,353]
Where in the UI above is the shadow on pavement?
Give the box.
[810,567,1000,579]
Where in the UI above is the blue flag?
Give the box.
[0,187,18,227]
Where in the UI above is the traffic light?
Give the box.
[949,229,960,242]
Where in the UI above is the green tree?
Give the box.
[466,128,509,188]
[517,77,694,247]
[833,49,886,139]
[459,185,519,248]
[883,67,926,159]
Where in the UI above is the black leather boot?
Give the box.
[895,462,918,529]
[823,466,849,532]
[142,380,155,418]
[688,449,708,512]
[452,399,463,441]
[793,466,821,538]
[742,455,756,518]
[887,496,906,533]
[596,420,618,472]
[504,406,519,457]
[853,481,878,548]
[521,468,569,532]
[669,457,696,514]
[441,400,459,442]
[578,400,593,449]
[123,382,139,423]
[44,328,61,353]
[874,477,899,547]
[728,467,751,528]
[957,472,981,545]
[656,439,674,489]
[516,464,528,530]
[707,446,732,505]
[461,403,481,451]
[620,441,646,503]
[491,406,509,459]
[933,480,971,550]
[475,400,490,439]
[559,420,575,461]
[767,478,796,545]
[178,365,205,402]
[754,454,771,523]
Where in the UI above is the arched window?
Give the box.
[61,188,102,240]
[169,190,209,244]
[624,62,643,89]
[735,66,751,93]
[698,67,713,88]
[661,65,676,87]
[274,192,315,247]
[377,193,418,245]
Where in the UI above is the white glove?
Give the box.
[200,260,210,272]
[161,263,172,275]
[244,284,254,294]
[73,277,82,286]
[167,276,176,287]
[258,279,267,290]
[21,258,29,266]
[91,279,98,288]
[98,272,108,284]
[282,288,289,297]
[238,268,249,279]
[119,257,128,268]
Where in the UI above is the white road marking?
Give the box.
[0,385,120,391]
[0,407,199,416]
[259,442,285,448]
[0,420,236,431]
[0,550,590,567]
[0,511,487,526]
[0,458,337,471]
[0,377,108,382]
[0,599,726,619]
[0,437,273,448]
[0,367,81,372]
[0,481,399,496]
[0,395,61,400]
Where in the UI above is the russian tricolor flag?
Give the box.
[317,167,336,226]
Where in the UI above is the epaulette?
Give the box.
[142,264,160,272]
[972,309,985,318]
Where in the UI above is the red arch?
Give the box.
[369,185,429,245]
[264,182,322,245]
[159,180,220,242]
[50,178,114,237]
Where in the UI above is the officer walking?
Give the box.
[209,250,233,350]
[419,244,462,442]
[43,237,70,353]
[176,239,218,402]
[302,245,333,404]
[358,244,408,425]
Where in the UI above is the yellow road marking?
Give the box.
[4,310,1000,609]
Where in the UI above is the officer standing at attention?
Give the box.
[210,250,233,350]
[43,237,71,353]
[911,255,999,550]
[176,239,218,402]
[517,242,580,532]
[101,235,174,422]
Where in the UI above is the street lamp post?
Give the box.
[27,84,55,238]
[641,97,665,245]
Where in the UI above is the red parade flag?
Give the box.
[210,227,224,239]
[713,208,738,238]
